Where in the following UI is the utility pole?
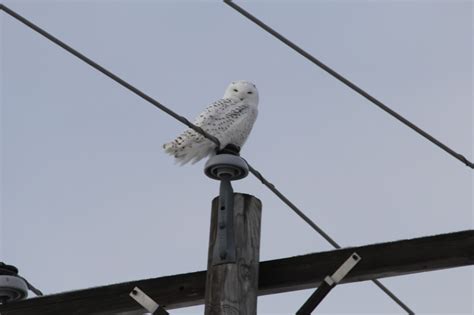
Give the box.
[203,153,262,315]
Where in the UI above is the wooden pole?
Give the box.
[204,193,262,315]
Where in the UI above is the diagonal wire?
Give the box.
[0,4,221,149]
[248,165,340,248]
[223,0,473,170]
[0,4,413,313]
[225,1,417,312]
[248,165,414,314]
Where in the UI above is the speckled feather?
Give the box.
[163,81,259,165]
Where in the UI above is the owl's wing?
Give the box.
[163,98,253,165]
[193,98,237,127]
[197,100,254,144]
[188,98,239,142]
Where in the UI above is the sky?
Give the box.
[1,0,473,314]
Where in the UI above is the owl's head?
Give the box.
[223,80,259,105]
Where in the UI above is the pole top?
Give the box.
[204,154,249,181]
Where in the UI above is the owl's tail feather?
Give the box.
[163,137,216,165]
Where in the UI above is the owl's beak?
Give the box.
[240,98,244,101]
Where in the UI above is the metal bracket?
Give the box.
[204,153,249,266]
[296,252,361,315]
[327,252,361,285]
[129,287,169,315]
[213,176,236,265]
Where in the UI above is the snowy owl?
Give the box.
[163,80,259,165]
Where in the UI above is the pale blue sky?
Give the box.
[1,0,473,314]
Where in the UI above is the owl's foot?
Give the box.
[217,144,241,156]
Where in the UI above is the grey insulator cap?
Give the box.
[204,154,249,181]
[0,275,28,303]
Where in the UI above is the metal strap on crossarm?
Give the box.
[129,287,169,315]
[296,253,361,314]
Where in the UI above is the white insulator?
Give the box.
[0,275,28,303]
[204,154,249,181]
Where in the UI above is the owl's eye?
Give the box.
[247,91,253,94]
[233,89,238,92]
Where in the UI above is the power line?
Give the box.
[0,4,338,252]
[1,4,413,314]
[223,0,473,170]
[0,4,221,149]
[248,164,414,314]
[248,165,339,248]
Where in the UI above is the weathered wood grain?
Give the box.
[204,194,262,315]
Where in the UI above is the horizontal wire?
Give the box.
[223,0,473,170]
[1,4,413,313]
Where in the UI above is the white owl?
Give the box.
[163,80,259,165]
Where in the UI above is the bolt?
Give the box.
[131,289,138,296]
